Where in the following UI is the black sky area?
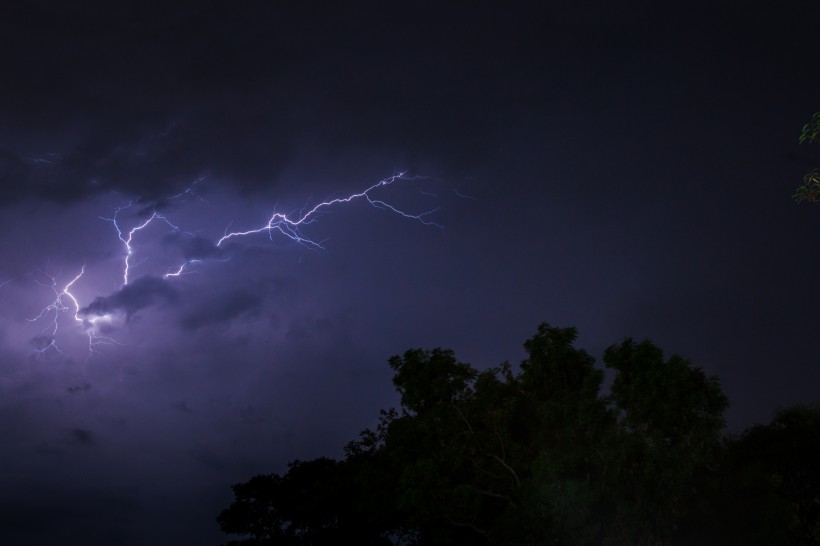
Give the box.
[1,2,819,544]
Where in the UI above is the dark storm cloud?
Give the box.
[189,444,227,472]
[1,3,819,546]
[171,400,193,414]
[239,404,267,425]
[67,383,91,394]
[179,286,265,331]
[68,427,95,446]
[0,110,297,206]
[0,2,301,205]
[0,2,550,206]
[0,484,140,546]
[29,334,56,352]
[59,110,294,200]
[80,276,178,320]
[0,149,65,202]
[286,311,354,345]
[161,232,222,262]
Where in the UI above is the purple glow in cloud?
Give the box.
[26,173,442,361]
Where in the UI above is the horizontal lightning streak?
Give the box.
[28,172,445,361]
[215,173,441,248]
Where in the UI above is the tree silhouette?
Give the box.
[218,323,818,545]
[794,112,820,203]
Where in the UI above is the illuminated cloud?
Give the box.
[80,276,178,321]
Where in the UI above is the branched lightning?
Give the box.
[109,173,439,283]
[163,259,202,279]
[101,206,181,286]
[28,267,119,361]
[27,172,443,361]
[215,173,440,248]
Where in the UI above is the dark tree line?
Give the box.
[218,323,820,545]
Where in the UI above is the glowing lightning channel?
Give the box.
[138,173,440,281]
[163,259,202,279]
[29,172,444,362]
[101,206,181,286]
[215,173,441,248]
[28,267,119,360]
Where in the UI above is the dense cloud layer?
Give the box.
[81,276,178,320]
[1,2,820,545]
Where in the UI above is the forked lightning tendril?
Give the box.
[28,173,441,360]
[28,267,119,361]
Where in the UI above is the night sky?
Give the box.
[2,2,820,544]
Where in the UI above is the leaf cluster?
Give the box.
[795,112,820,203]
[217,323,818,545]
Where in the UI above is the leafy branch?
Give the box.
[795,112,820,204]
[794,169,820,204]
[799,112,820,145]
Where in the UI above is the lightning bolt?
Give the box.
[27,172,443,361]
[215,173,441,247]
[163,259,202,279]
[101,206,182,286]
[28,267,119,361]
[107,172,439,285]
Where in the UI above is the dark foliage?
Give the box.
[794,111,820,203]
[218,323,818,545]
